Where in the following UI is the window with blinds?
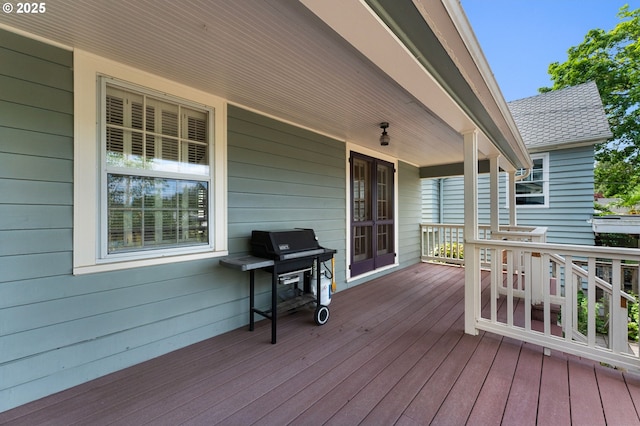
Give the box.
[103,82,212,254]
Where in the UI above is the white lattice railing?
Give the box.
[473,239,640,370]
[420,223,545,266]
[420,223,640,370]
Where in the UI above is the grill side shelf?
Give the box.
[219,255,274,271]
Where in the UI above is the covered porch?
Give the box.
[2,263,639,425]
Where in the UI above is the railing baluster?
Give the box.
[491,247,499,323]
[543,253,550,336]
[507,249,514,327]
[588,257,596,348]
[564,255,573,343]
[524,251,531,331]
[611,259,626,354]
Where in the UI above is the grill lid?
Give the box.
[250,229,320,260]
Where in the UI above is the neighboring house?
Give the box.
[0,0,532,412]
[422,81,612,246]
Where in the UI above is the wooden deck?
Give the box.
[3,263,640,425]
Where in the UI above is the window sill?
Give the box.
[347,262,399,283]
[73,250,228,275]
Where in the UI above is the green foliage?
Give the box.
[596,232,638,248]
[432,242,464,259]
[541,6,640,198]
[576,290,608,335]
[616,184,640,213]
[575,290,639,342]
[628,293,639,341]
[594,201,615,216]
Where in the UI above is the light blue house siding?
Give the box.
[518,146,595,246]
[421,145,595,246]
[0,30,422,412]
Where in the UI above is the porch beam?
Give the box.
[419,159,492,179]
[464,130,479,335]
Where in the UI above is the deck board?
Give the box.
[567,356,606,425]
[502,342,544,424]
[466,336,522,425]
[596,367,640,425]
[429,332,502,425]
[538,352,571,425]
[2,263,640,425]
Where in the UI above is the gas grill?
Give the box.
[220,229,336,343]
[250,229,334,270]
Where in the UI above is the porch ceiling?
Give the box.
[0,0,526,169]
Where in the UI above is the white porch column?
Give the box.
[489,155,500,233]
[508,170,517,226]
[464,130,479,335]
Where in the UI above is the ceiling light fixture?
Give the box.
[379,122,390,146]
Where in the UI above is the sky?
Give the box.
[461,0,639,102]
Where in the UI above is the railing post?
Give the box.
[564,255,573,344]
[588,257,596,348]
[531,253,543,304]
[611,259,629,354]
[463,130,479,336]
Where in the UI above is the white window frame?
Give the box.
[73,50,227,274]
[510,152,549,209]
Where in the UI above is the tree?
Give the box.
[540,5,640,198]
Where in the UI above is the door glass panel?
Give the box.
[377,224,391,255]
[353,158,371,222]
[377,163,392,220]
[353,226,372,262]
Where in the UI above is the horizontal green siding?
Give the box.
[0,28,79,411]
[398,161,422,268]
[0,28,72,67]
[227,105,347,293]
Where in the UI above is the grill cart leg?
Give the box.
[271,264,278,344]
[249,270,255,331]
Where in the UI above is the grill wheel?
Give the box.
[314,305,330,325]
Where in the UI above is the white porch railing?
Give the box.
[420,223,546,266]
[472,239,639,371]
[420,223,640,370]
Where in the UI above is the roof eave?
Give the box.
[527,135,613,154]
[301,0,531,171]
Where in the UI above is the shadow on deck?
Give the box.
[2,263,640,425]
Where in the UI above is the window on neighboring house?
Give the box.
[103,82,212,255]
[515,154,549,207]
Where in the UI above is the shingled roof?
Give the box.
[508,81,612,152]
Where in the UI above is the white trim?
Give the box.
[346,263,397,283]
[73,49,227,274]
[73,250,229,275]
[345,142,399,280]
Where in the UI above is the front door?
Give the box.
[350,151,395,276]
